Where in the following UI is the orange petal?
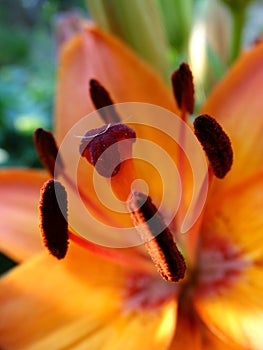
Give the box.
[201,42,263,189]
[0,243,176,349]
[26,301,176,350]
[195,171,263,349]
[0,169,48,262]
[202,171,263,259]
[55,23,178,142]
[196,286,263,350]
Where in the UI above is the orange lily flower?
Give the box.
[1,23,263,350]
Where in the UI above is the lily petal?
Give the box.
[0,169,48,262]
[55,23,178,142]
[0,243,176,349]
[25,302,175,350]
[196,288,263,350]
[202,171,263,260]
[201,42,263,189]
[195,171,263,349]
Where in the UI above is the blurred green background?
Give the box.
[0,0,86,170]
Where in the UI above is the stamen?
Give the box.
[39,180,68,259]
[89,79,121,123]
[193,114,233,179]
[34,128,64,176]
[128,192,186,283]
[171,63,194,115]
[80,123,136,178]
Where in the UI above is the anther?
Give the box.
[89,79,121,123]
[171,63,195,114]
[128,192,186,283]
[34,128,64,176]
[193,114,233,178]
[80,123,136,178]
[39,180,68,259]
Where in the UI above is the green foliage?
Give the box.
[0,2,57,169]
[87,0,171,81]
[0,26,29,66]
[0,61,54,168]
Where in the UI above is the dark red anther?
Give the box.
[34,128,64,176]
[89,79,121,123]
[194,114,233,179]
[128,192,186,283]
[80,123,136,178]
[39,180,68,259]
[171,63,195,114]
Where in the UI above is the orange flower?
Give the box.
[1,23,263,349]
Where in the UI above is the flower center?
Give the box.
[36,120,187,284]
[36,75,236,301]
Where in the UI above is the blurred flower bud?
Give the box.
[220,0,256,62]
[157,0,193,56]
[86,0,170,81]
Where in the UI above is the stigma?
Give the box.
[79,123,136,178]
